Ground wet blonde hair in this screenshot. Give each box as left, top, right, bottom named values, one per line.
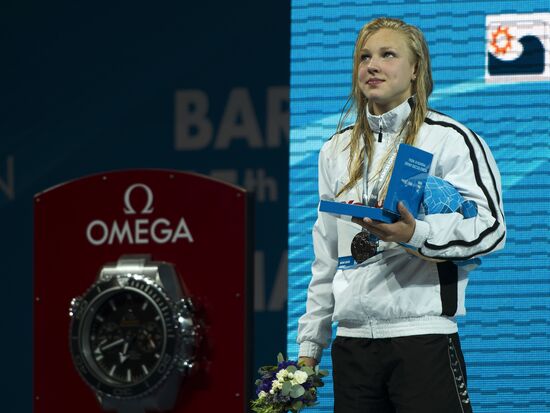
left=337, top=17, right=433, bottom=197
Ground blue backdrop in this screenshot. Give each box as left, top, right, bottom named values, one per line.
left=288, top=1, right=550, bottom=412
left=0, top=1, right=289, bottom=410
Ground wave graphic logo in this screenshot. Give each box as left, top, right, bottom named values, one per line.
left=485, top=13, right=550, bottom=83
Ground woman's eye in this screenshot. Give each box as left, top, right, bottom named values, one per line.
left=360, top=54, right=370, bottom=61
left=383, top=51, right=396, bottom=58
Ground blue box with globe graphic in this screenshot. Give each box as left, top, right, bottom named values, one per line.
left=319, top=144, right=433, bottom=222
left=383, top=143, right=433, bottom=216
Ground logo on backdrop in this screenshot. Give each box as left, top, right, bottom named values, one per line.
left=86, top=183, right=194, bottom=246
left=123, top=183, right=154, bottom=214
left=485, top=13, right=550, bottom=83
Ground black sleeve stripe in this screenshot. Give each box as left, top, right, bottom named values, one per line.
left=329, top=124, right=354, bottom=141
left=423, top=117, right=502, bottom=251
left=469, top=128, right=504, bottom=217
left=419, top=232, right=506, bottom=261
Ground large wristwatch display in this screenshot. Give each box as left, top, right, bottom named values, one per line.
left=69, top=255, right=199, bottom=413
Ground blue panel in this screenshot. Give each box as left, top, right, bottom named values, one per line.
left=289, top=1, right=550, bottom=412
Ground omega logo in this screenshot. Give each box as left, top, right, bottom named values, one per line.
left=123, top=183, right=154, bottom=215
left=86, top=183, right=194, bottom=246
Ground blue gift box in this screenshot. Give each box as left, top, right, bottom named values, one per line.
left=319, top=144, right=433, bottom=223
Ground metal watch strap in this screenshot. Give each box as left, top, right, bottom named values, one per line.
left=99, top=255, right=158, bottom=282
left=99, top=255, right=184, bottom=301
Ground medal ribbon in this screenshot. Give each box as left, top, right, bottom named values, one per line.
left=363, top=134, right=405, bottom=207
left=352, top=113, right=408, bottom=264
left=354, top=134, right=403, bottom=263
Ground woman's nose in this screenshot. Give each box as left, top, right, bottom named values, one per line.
left=367, top=64, right=379, bottom=74
left=367, top=57, right=379, bottom=72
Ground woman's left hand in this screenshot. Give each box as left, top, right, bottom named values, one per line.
left=352, top=201, right=416, bottom=243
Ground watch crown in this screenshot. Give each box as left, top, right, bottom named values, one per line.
left=176, top=358, right=196, bottom=375
left=69, top=297, right=82, bottom=318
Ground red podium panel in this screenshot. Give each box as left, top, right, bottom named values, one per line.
left=34, top=170, right=253, bottom=412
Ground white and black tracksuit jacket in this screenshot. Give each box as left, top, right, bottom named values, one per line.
left=297, top=97, right=506, bottom=361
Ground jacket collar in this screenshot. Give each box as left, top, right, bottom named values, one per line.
left=367, top=96, right=415, bottom=135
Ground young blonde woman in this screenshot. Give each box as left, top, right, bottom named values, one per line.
left=297, top=17, right=506, bottom=413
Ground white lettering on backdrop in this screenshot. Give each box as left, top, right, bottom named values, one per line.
left=86, top=183, right=194, bottom=246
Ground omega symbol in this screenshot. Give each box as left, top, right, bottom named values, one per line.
left=123, top=183, right=154, bottom=215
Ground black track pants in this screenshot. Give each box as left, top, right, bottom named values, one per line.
left=331, top=333, right=473, bottom=413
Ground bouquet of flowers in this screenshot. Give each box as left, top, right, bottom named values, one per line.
left=251, top=353, right=328, bottom=413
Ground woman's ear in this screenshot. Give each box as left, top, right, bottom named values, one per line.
left=412, top=63, right=418, bottom=81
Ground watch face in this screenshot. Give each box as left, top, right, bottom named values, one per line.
left=70, top=275, right=179, bottom=398
left=88, top=290, right=165, bottom=384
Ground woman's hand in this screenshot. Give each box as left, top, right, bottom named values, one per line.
left=298, top=356, right=318, bottom=367
left=352, top=202, right=416, bottom=243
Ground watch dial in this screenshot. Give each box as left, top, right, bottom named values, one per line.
left=88, top=290, right=165, bottom=385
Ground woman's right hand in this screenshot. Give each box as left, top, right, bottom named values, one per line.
left=298, top=356, right=318, bottom=367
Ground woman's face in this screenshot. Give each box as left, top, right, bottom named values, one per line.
left=357, top=28, right=416, bottom=115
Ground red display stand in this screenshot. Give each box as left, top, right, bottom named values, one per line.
left=34, top=170, right=253, bottom=412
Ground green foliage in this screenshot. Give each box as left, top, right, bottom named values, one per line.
left=281, top=381, right=291, bottom=396
left=289, top=385, right=305, bottom=398
left=286, top=365, right=297, bottom=373
left=258, top=365, right=278, bottom=375
left=291, top=400, right=304, bottom=411
left=314, top=365, right=328, bottom=377
left=250, top=398, right=285, bottom=413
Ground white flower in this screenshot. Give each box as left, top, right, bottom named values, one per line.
left=269, top=389, right=275, bottom=395
left=276, top=369, right=289, bottom=381
left=287, top=372, right=294, bottom=379
left=258, top=391, right=267, bottom=399
left=271, top=379, right=283, bottom=390
left=293, top=370, right=309, bottom=385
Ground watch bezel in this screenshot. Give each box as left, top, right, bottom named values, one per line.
left=69, top=274, right=179, bottom=399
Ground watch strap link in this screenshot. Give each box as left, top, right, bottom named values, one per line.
left=99, top=255, right=158, bottom=281
left=99, top=255, right=184, bottom=301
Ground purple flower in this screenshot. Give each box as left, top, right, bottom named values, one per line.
left=256, top=376, right=274, bottom=395
left=277, top=360, right=298, bottom=370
